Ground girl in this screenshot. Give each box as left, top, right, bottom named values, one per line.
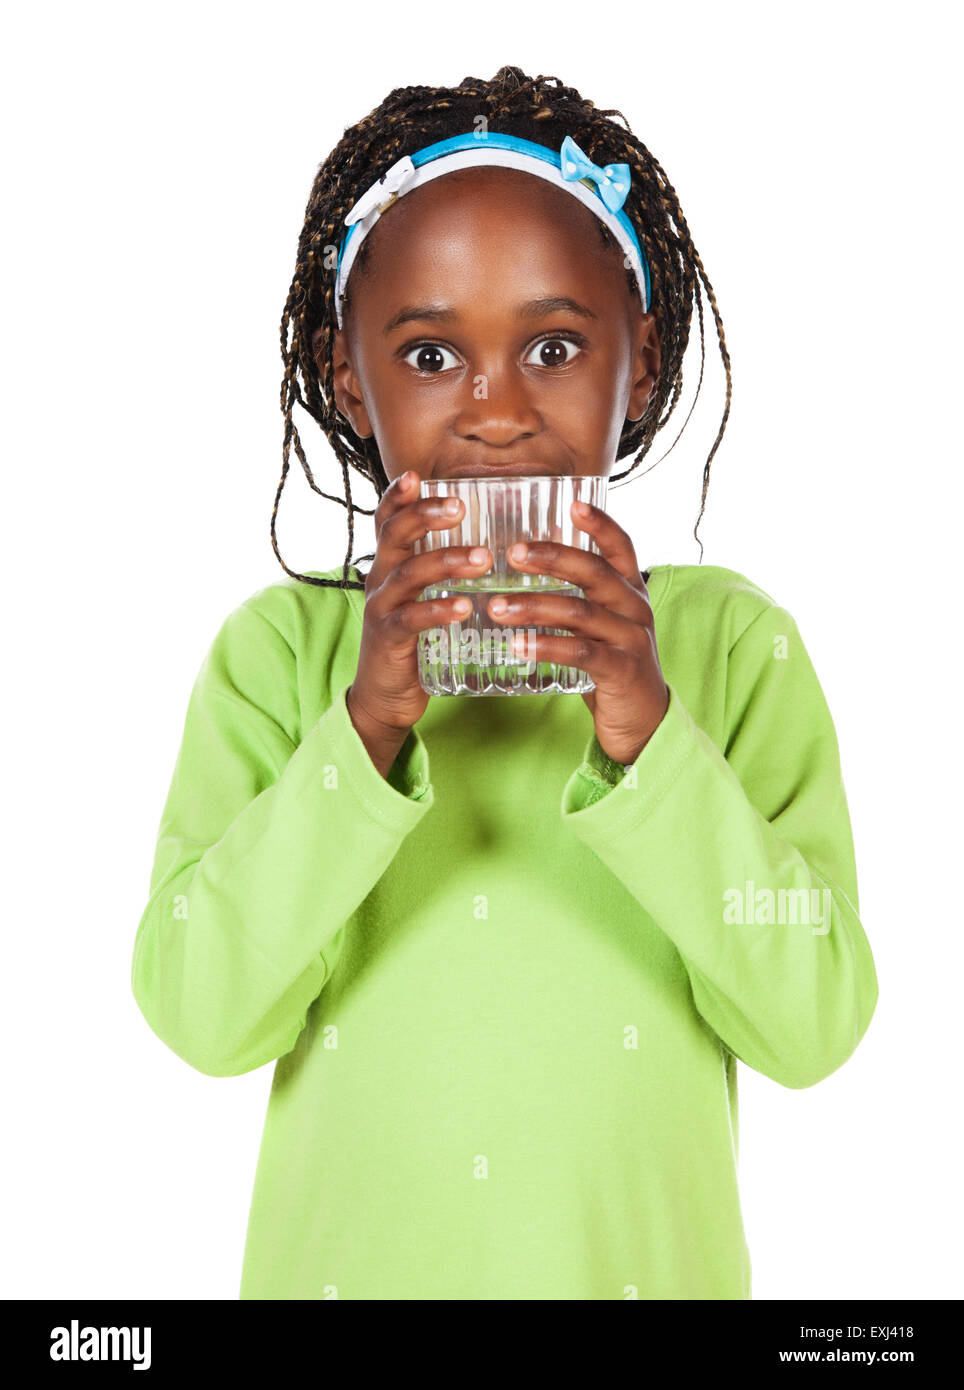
left=132, top=65, right=879, bottom=1300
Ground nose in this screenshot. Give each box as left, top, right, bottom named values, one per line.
left=453, top=369, right=543, bottom=447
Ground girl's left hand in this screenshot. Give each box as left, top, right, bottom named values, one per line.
left=486, top=499, right=669, bottom=767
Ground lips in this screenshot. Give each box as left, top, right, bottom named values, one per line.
left=434, top=461, right=568, bottom=479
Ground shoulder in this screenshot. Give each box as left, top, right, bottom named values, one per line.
left=218, top=563, right=365, bottom=655
left=190, top=565, right=365, bottom=742
left=654, top=562, right=791, bottom=649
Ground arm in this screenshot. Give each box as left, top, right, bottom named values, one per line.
left=131, top=600, right=433, bottom=1078
left=559, top=601, right=879, bottom=1090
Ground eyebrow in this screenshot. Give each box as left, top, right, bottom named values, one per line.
left=382, top=296, right=598, bottom=336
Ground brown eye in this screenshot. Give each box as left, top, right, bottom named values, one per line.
left=403, top=344, right=459, bottom=372
left=525, top=337, right=581, bottom=367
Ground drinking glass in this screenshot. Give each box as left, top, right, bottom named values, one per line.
left=412, top=474, right=608, bottom=696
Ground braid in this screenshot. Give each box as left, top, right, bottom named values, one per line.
left=275, top=63, right=733, bottom=589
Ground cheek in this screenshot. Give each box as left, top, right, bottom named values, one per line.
left=367, top=376, right=453, bottom=453
left=360, top=362, right=410, bottom=432
left=543, top=363, right=622, bottom=431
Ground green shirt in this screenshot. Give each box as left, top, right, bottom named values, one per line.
left=131, top=562, right=878, bottom=1300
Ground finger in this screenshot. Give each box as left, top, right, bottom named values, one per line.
left=371, top=547, right=498, bottom=652
left=507, top=631, right=621, bottom=681
left=507, top=534, right=650, bottom=625
left=485, top=590, right=641, bottom=650
left=568, top=500, right=647, bottom=591
left=369, top=470, right=423, bottom=572
left=388, top=588, right=479, bottom=641
left=509, top=497, right=652, bottom=617
left=373, top=469, right=422, bottom=541
left=367, top=541, right=494, bottom=632
left=369, top=478, right=470, bottom=592
left=366, top=471, right=424, bottom=592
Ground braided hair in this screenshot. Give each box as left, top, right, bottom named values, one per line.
left=275, top=64, right=732, bottom=591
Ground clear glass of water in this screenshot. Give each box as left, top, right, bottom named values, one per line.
left=412, top=474, right=608, bottom=697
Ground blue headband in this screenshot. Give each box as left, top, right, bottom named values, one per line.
left=334, top=131, right=652, bottom=329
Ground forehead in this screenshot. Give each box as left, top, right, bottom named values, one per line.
left=354, top=164, right=620, bottom=287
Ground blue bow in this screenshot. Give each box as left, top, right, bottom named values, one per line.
left=559, top=135, right=631, bottom=214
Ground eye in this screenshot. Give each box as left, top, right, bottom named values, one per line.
left=402, top=343, right=461, bottom=373
left=524, top=336, right=583, bottom=368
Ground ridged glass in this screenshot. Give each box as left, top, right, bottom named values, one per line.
left=412, top=475, right=608, bottom=697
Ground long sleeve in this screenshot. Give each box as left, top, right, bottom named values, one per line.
left=559, top=600, right=878, bottom=1090
left=131, top=599, right=433, bottom=1078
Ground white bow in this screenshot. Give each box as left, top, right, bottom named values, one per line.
left=344, top=155, right=418, bottom=228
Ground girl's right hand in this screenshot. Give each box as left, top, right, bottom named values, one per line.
left=346, top=470, right=492, bottom=773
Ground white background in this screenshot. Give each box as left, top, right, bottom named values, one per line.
left=3, top=0, right=961, bottom=1301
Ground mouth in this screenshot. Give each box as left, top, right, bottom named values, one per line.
left=434, top=461, right=571, bottom=480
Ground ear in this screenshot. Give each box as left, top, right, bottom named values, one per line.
left=312, top=324, right=374, bottom=439
left=625, top=311, right=661, bottom=423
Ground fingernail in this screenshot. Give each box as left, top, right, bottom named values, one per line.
left=443, top=498, right=461, bottom=515
left=509, top=543, right=528, bottom=562
left=469, top=547, right=489, bottom=564
left=573, top=500, right=591, bottom=517
left=401, top=471, right=416, bottom=488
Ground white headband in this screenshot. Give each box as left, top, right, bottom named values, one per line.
left=333, top=131, right=652, bottom=330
